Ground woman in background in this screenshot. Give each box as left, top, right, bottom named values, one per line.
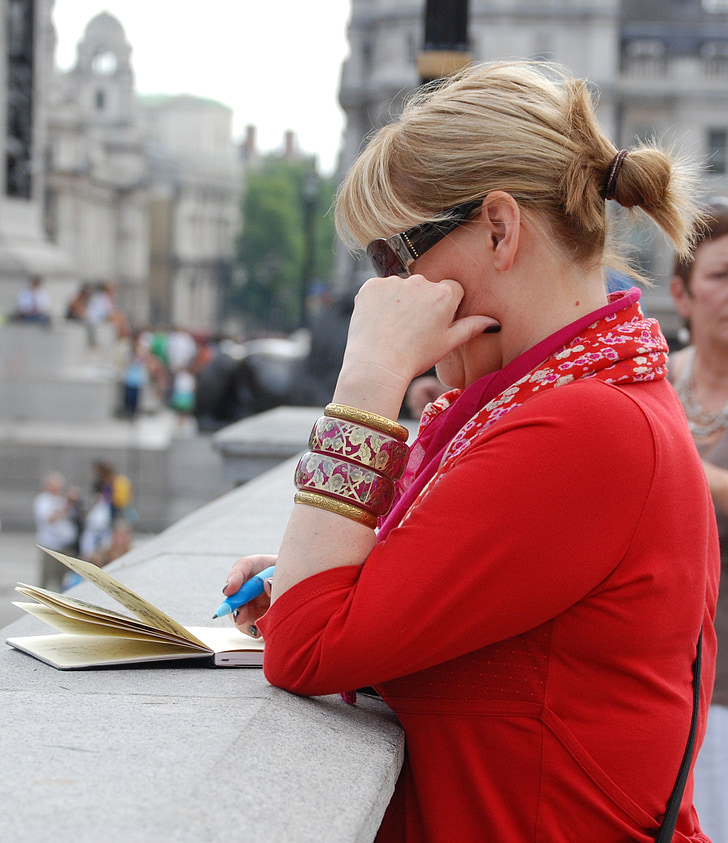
left=670, top=199, right=728, bottom=843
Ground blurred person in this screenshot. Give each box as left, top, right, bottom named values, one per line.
left=33, top=472, right=79, bottom=590
left=15, top=276, right=51, bottom=325
left=223, top=61, right=718, bottom=842
left=121, top=334, right=149, bottom=419
left=105, top=282, right=131, bottom=340
left=670, top=198, right=728, bottom=843
left=170, top=366, right=196, bottom=428
left=65, top=283, right=91, bottom=322
left=84, top=281, right=114, bottom=347
left=404, top=372, right=446, bottom=420
left=87, top=518, right=133, bottom=568
left=167, top=327, right=197, bottom=373
left=79, top=488, right=112, bottom=561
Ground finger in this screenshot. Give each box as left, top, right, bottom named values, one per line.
left=231, top=593, right=269, bottom=635
left=232, top=607, right=258, bottom=635
left=447, top=314, right=501, bottom=348
left=426, top=276, right=466, bottom=307
left=223, top=554, right=277, bottom=595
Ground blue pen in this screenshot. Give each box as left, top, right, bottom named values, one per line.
left=212, top=564, right=276, bottom=619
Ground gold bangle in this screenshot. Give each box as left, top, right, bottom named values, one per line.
left=294, top=490, right=378, bottom=529
left=324, top=403, right=409, bottom=443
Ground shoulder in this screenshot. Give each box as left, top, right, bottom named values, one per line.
left=488, top=378, right=658, bottom=446
left=442, top=378, right=687, bottom=495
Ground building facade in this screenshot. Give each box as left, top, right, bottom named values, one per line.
left=43, top=10, right=243, bottom=330
left=337, top=0, right=728, bottom=334
left=0, top=0, right=71, bottom=318
left=44, top=12, right=148, bottom=324
left=141, top=93, right=242, bottom=330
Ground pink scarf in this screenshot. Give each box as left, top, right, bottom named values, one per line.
left=378, top=288, right=668, bottom=540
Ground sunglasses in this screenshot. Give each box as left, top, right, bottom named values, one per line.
left=366, top=199, right=483, bottom=278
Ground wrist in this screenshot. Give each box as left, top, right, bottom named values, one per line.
left=333, top=362, right=411, bottom=421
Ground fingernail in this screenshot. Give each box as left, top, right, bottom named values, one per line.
left=265, top=578, right=274, bottom=590
left=222, top=582, right=229, bottom=594
left=233, top=609, right=239, bottom=620
left=484, top=323, right=501, bottom=334
left=247, top=625, right=259, bottom=638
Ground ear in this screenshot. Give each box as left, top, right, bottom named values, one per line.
left=478, top=191, right=520, bottom=271
left=669, top=274, right=692, bottom=320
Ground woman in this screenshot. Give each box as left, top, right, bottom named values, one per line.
left=670, top=200, right=728, bottom=843
left=224, top=61, right=718, bottom=842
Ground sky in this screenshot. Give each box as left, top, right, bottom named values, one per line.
left=51, top=0, right=352, bottom=174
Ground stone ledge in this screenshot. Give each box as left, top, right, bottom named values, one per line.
left=0, top=458, right=404, bottom=843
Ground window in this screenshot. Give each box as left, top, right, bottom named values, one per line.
left=708, top=128, right=728, bottom=174
left=703, top=42, right=728, bottom=76
left=623, top=39, right=666, bottom=76
left=92, top=49, right=117, bottom=75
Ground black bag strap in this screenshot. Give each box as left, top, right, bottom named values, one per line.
left=655, top=627, right=703, bottom=842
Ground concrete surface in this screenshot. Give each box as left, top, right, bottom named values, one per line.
left=0, top=410, right=232, bottom=533
left=0, top=457, right=404, bottom=843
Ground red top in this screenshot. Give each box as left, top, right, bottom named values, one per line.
left=258, top=377, right=718, bottom=842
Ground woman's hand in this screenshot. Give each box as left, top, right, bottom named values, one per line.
left=337, top=275, right=497, bottom=413
left=222, top=554, right=277, bottom=637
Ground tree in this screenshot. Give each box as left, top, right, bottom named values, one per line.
left=232, top=158, right=337, bottom=333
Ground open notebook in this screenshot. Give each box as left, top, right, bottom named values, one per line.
left=6, top=547, right=264, bottom=669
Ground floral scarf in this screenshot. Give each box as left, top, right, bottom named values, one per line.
left=377, top=288, right=668, bottom=540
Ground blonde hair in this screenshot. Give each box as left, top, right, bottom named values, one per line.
left=335, top=60, right=705, bottom=278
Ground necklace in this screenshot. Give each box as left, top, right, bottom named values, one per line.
left=674, top=346, right=728, bottom=438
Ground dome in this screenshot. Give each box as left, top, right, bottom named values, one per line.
left=74, top=11, right=132, bottom=73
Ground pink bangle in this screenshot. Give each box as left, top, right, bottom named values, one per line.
left=294, top=451, right=395, bottom=517
left=309, top=416, right=409, bottom=481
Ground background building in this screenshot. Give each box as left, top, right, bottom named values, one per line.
left=337, top=0, right=728, bottom=337
left=44, top=12, right=148, bottom=324
left=141, top=93, right=242, bottom=330
left=0, top=0, right=71, bottom=318
left=42, top=10, right=243, bottom=330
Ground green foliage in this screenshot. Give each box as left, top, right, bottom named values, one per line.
left=232, top=158, right=337, bottom=333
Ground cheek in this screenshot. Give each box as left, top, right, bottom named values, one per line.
left=691, top=281, right=728, bottom=311
left=436, top=350, right=465, bottom=389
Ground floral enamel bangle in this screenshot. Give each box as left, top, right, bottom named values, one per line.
left=294, top=451, right=395, bottom=517
left=309, top=416, right=409, bottom=481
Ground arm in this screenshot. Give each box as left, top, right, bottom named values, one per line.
left=257, top=383, right=659, bottom=695
left=701, top=459, right=728, bottom=517
left=224, top=274, right=494, bottom=630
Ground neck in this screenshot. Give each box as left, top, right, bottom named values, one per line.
left=500, top=265, right=609, bottom=367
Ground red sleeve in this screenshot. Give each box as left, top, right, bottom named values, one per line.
left=257, top=380, right=658, bottom=695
